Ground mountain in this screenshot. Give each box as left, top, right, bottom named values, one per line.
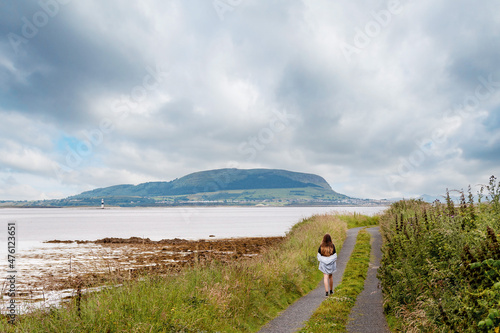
left=0, top=168, right=394, bottom=207
left=73, top=168, right=333, bottom=198
left=419, top=194, right=469, bottom=204
left=419, top=194, right=443, bottom=203
left=64, top=168, right=352, bottom=206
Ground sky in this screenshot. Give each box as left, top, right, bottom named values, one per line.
left=0, top=0, right=499, bottom=201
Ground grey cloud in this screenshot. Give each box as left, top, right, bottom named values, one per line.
left=0, top=0, right=499, bottom=200
left=2, top=2, right=157, bottom=127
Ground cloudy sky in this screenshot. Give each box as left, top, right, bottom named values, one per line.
left=0, top=0, right=499, bottom=201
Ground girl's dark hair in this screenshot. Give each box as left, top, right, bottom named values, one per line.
left=320, top=233, right=336, bottom=256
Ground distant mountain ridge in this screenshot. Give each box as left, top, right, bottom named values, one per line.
left=1, top=168, right=394, bottom=207
left=72, top=168, right=337, bottom=199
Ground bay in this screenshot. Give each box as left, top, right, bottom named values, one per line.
left=0, top=206, right=386, bottom=251
left=0, top=206, right=387, bottom=313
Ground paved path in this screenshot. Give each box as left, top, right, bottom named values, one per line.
left=257, top=227, right=363, bottom=333
left=346, top=227, right=390, bottom=333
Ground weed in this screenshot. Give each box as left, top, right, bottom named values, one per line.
left=379, top=176, right=500, bottom=332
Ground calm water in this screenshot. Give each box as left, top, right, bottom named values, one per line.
left=0, top=206, right=388, bottom=313
left=0, top=206, right=386, bottom=252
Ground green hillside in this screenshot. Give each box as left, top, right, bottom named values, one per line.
left=64, top=168, right=350, bottom=206
left=72, top=168, right=337, bottom=198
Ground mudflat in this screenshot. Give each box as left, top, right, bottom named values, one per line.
left=3, top=236, right=282, bottom=313
left=37, top=236, right=284, bottom=290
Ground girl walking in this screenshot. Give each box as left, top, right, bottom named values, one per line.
left=317, top=233, right=337, bottom=296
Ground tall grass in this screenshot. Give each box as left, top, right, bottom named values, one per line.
left=379, top=176, right=500, bottom=332
left=1, top=214, right=347, bottom=332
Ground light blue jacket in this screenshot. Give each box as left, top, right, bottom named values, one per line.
left=317, top=252, right=337, bottom=274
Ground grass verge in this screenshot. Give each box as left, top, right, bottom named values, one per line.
left=0, top=214, right=347, bottom=332
left=299, top=228, right=372, bottom=333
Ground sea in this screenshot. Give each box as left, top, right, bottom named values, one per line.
left=0, top=206, right=387, bottom=251
left=0, top=206, right=387, bottom=313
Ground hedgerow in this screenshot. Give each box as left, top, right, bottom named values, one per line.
left=379, top=176, right=500, bottom=332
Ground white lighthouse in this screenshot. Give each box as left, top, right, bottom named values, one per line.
left=101, top=199, right=104, bottom=209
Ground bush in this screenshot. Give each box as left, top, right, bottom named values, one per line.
left=379, top=176, right=500, bottom=332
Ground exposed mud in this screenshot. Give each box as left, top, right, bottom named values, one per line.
left=52, top=236, right=284, bottom=289
left=1, top=236, right=283, bottom=313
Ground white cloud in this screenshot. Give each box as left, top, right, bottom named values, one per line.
left=0, top=0, right=499, bottom=200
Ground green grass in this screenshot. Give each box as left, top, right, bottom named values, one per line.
left=299, top=228, right=372, bottom=332
left=0, top=214, right=349, bottom=332
left=385, top=313, right=404, bottom=332
left=337, top=212, right=380, bottom=229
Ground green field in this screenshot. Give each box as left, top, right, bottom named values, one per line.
left=153, top=187, right=347, bottom=204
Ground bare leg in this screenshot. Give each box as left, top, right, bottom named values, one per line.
left=329, top=274, right=333, bottom=292
left=323, top=274, right=330, bottom=292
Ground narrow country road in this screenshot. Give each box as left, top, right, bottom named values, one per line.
left=346, top=227, right=390, bottom=332
left=257, top=227, right=363, bottom=333
left=257, top=226, right=390, bottom=333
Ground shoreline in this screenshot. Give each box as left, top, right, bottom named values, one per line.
left=43, top=235, right=280, bottom=244
left=1, top=236, right=283, bottom=314
left=0, top=203, right=390, bottom=209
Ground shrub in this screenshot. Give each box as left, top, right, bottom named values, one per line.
left=379, top=177, right=500, bottom=332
